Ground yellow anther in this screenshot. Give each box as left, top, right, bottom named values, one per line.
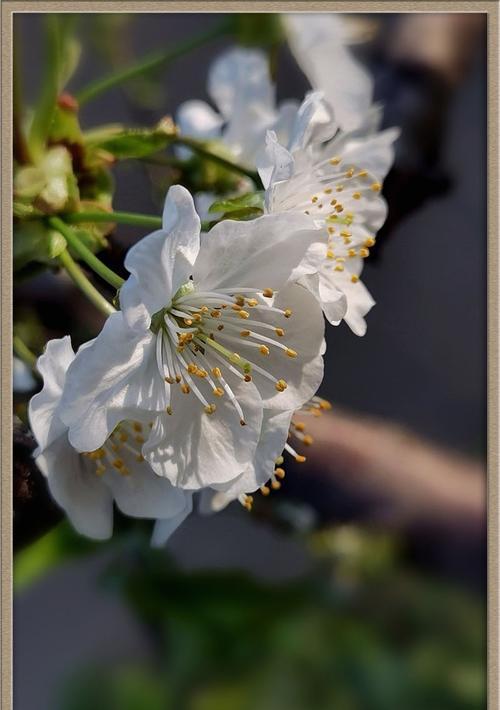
left=330, top=198, right=337, bottom=206
left=260, top=485, right=271, bottom=496
left=165, top=376, right=175, bottom=384
left=359, top=247, right=370, bottom=258
left=112, top=458, right=125, bottom=470
left=246, top=298, right=258, bottom=307
left=324, top=188, right=333, bottom=194
left=231, top=303, right=242, bottom=311
left=286, top=348, right=297, bottom=358
left=303, top=434, right=314, bottom=446
left=235, top=296, right=245, bottom=306
left=358, top=169, right=368, bottom=178
left=275, top=456, right=284, bottom=466
left=348, top=249, right=357, bottom=257
left=175, top=375, right=182, bottom=383
left=345, top=168, right=355, bottom=178
left=335, top=204, right=344, bottom=213
left=166, top=406, right=173, bottom=415
left=312, top=196, right=318, bottom=203
left=259, top=345, right=270, bottom=356
left=183, top=318, right=193, bottom=326
left=336, top=185, right=344, bottom=192
left=371, top=182, right=382, bottom=192
left=294, top=422, right=306, bottom=432
left=204, top=404, right=216, bottom=415
left=238, top=310, right=250, bottom=319
left=334, top=264, right=345, bottom=272
left=329, top=157, right=341, bottom=165
left=284, top=309, right=292, bottom=318
left=275, top=379, right=288, bottom=392
left=328, top=227, right=335, bottom=235
left=95, top=465, right=106, bottom=476
left=192, top=313, right=202, bottom=322
left=271, top=479, right=281, bottom=490
left=275, top=327, right=285, bottom=337
left=240, top=330, right=250, bottom=337
left=295, top=454, right=307, bottom=463
left=275, top=467, right=286, bottom=479
left=212, top=367, right=222, bottom=378
left=197, top=369, right=208, bottom=378
left=364, top=237, right=376, bottom=247
left=244, top=374, right=252, bottom=382
left=210, top=310, right=221, bottom=318
left=351, top=275, right=360, bottom=283
left=352, top=192, right=361, bottom=200
left=200, top=305, right=209, bottom=313
left=213, top=387, right=224, bottom=397
left=262, top=288, right=274, bottom=298
left=181, top=383, right=191, bottom=394
left=340, top=230, right=351, bottom=238
left=187, top=363, right=198, bottom=374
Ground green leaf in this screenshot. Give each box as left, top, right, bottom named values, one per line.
left=89, top=128, right=173, bottom=159
left=13, top=221, right=49, bottom=270
left=209, top=191, right=264, bottom=216
left=14, top=521, right=98, bottom=593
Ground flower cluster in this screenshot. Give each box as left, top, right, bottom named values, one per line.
left=28, top=15, right=399, bottom=545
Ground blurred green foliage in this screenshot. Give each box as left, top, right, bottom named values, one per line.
left=42, top=525, right=485, bottom=710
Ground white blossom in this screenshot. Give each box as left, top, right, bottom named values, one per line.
left=59, top=186, right=325, bottom=491
left=28, top=336, right=189, bottom=542
left=258, top=92, right=399, bottom=335
left=282, top=13, right=374, bottom=131
left=176, top=47, right=299, bottom=168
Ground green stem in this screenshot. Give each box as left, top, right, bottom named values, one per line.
left=63, top=211, right=162, bottom=230
left=174, top=136, right=260, bottom=184
left=13, top=335, right=38, bottom=369
left=75, top=20, right=231, bottom=106
left=57, top=249, right=116, bottom=316
left=49, top=216, right=125, bottom=289
left=63, top=209, right=212, bottom=233
left=28, top=15, right=61, bottom=162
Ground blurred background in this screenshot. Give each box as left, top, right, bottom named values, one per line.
left=13, top=12, right=487, bottom=710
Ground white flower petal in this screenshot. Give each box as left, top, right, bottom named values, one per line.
left=300, top=270, right=347, bottom=324
left=287, top=91, right=337, bottom=154
left=208, top=47, right=274, bottom=121
left=28, top=336, right=75, bottom=452
left=193, top=211, right=320, bottom=293
left=120, top=186, right=201, bottom=327
left=177, top=99, right=224, bottom=140
left=151, top=494, right=193, bottom=547
left=212, top=409, right=293, bottom=498
left=331, top=270, right=375, bottom=335
left=60, top=313, right=166, bottom=452
left=143, top=375, right=263, bottom=489
left=36, top=436, right=113, bottom=540
left=104, top=453, right=188, bottom=520
left=284, top=13, right=373, bottom=131
left=233, top=283, right=325, bottom=411
left=257, top=130, right=295, bottom=190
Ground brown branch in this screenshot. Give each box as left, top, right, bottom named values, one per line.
left=13, top=417, right=62, bottom=551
